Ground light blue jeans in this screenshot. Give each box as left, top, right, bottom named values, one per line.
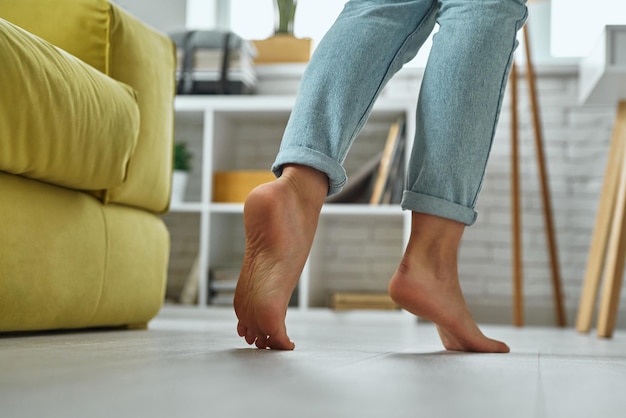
left=272, top=0, right=528, bottom=225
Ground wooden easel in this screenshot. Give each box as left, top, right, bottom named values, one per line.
left=509, top=24, right=567, bottom=327
left=576, top=101, right=626, bottom=338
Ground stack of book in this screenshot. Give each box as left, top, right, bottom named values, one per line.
left=209, top=265, right=241, bottom=306
left=329, top=292, right=400, bottom=311
left=172, top=30, right=257, bottom=95
left=326, top=117, right=406, bottom=204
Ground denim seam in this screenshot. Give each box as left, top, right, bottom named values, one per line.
left=338, top=0, right=439, bottom=163
left=469, top=5, right=529, bottom=208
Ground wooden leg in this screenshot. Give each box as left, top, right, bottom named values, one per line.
left=523, top=25, right=567, bottom=327
left=597, top=102, right=626, bottom=338
left=510, top=60, right=524, bottom=327
left=577, top=101, right=626, bottom=333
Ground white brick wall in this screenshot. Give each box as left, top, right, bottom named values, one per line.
left=464, top=68, right=621, bottom=325
left=162, top=212, right=201, bottom=302
left=309, top=216, right=404, bottom=307
left=166, top=67, right=626, bottom=327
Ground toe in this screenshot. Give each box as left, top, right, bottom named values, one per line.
left=255, top=335, right=269, bottom=349
left=245, top=331, right=256, bottom=345
left=237, top=322, right=247, bottom=337
left=266, top=328, right=295, bottom=350
left=494, top=340, right=510, bottom=353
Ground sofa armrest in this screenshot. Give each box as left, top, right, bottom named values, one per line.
left=0, top=18, right=140, bottom=192
left=105, top=4, right=177, bottom=213
left=0, top=0, right=177, bottom=213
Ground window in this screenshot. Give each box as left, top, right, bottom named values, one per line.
left=229, top=0, right=348, bottom=48
left=229, top=0, right=430, bottom=67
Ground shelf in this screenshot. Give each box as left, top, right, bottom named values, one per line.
left=167, top=95, right=416, bottom=309
left=210, top=203, right=245, bottom=213
left=174, top=95, right=414, bottom=113
left=321, top=204, right=404, bottom=216
left=169, top=202, right=205, bottom=213
left=208, top=202, right=404, bottom=216
left=175, top=95, right=296, bottom=112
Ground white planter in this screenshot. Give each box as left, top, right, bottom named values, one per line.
left=171, top=170, right=189, bottom=204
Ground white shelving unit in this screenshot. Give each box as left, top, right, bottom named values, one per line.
left=170, top=95, right=416, bottom=309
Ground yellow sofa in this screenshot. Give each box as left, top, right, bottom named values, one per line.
left=0, top=0, right=176, bottom=332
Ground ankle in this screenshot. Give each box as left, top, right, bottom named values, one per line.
left=280, top=164, right=328, bottom=208
left=409, top=212, right=463, bottom=252
left=401, top=212, right=465, bottom=278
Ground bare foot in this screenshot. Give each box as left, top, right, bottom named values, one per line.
left=234, top=165, right=327, bottom=350
left=388, top=213, right=510, bottom=353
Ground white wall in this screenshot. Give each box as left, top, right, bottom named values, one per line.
left=111, top=0, right=187, bottom=32
left=464, top=68, right=616, bottom=326
left=551, top=0, right=626, bottom=58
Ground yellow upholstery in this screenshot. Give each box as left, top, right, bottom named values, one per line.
left=1, top=0, right=176, bottom=213
left=0, top=174, right=169, bottom=332
left=0, top=0, right=175, bottom=333
left=0, top=0, right=111, bottom=74
left=105, top=5, right=176, bottom=213
left=0, top=19, right=139, bottom=192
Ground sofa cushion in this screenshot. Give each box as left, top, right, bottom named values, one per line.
left=105, top=5, right=176, bottom=213
left=0, top=18, right=140, bottom=191
left=0, top=172, right=168, bottom=332
left=0, top=0, right=111, bottom=74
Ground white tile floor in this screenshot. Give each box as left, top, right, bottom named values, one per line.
left=2, top=306, right=626, bottom=418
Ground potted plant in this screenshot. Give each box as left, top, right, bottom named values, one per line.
left=171, top=142, right=192, bottom=204
left=252, top=0, right=312, bottom=64
left=274, top=0, right=297, bottom=35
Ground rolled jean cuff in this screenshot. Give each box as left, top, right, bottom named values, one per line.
left=271, top=146, right=347, bottom=196
left=401, top=190, right=478, bottom=226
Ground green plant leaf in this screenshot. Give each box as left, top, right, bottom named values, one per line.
left=275, top=0, right=297, bottom=34
left=174, top=142, right=192, bottom=171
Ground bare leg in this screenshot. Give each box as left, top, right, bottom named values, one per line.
left=389, top=212, right=510, bottom=353
left=234, top=165, right=327, bottom=350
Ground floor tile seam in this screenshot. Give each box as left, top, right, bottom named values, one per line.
left=248, top=350, right=399, bottom=385
left=535, top=353, right=626, bottom=363
left=532, top=352, right=548, bottom=418
left=312, top=350, right=405, bottom=377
